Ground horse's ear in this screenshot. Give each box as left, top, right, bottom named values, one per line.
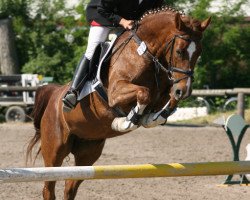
left=175, top=13, right=185, bottom=31
left=200, top=17, right=211, bottom=32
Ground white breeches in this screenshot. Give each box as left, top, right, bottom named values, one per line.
left=85, top=26, right=111, bottom=60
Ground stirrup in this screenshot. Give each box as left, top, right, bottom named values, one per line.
left=62, top=91, right=78, bottom=112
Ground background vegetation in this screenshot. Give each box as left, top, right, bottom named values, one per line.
left=0, top=0, right=89, bottom=83
left=0, top=0, right=249, bottom=88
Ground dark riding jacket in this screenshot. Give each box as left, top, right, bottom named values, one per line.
left=86, top=0, right=164, bottom=27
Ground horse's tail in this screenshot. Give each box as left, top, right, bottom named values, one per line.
left=26, top=84, right=60, bottom=165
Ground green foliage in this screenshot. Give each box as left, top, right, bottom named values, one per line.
left=187, top=0, right=250, bottom=89
left=0, top=0, right=30, bottom=19
left=0, top=0, right=89, bottom=83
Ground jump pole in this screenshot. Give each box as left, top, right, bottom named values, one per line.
left=1, top=161, right=250, bottom=183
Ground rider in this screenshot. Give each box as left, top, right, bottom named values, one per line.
left=62, top=0, right=164, bottom=112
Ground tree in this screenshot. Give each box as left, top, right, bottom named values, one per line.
left=0, top=0, right=22, bottom=74
left=21, top=0, right=89, bottom=83
left=1, top=0, right=89, bottom=83
left=181, top=0, right=250, bottom=89
left=0, top=18, right=19, bottom=74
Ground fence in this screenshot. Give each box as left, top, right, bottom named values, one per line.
left=192, top=88, right=250, bottom=118
left=1, top=87, right=250, bottom=118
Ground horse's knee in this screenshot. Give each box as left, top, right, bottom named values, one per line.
left=137, top=87, right=150, bottom=105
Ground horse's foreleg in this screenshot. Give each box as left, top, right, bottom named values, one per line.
left=64, top=139, right=105, bottom=200
left=111, top=102, right=147, bottom=132
left=109, top=81, right=150, bottom=132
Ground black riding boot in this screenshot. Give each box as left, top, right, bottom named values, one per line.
left=62, top=55, right=90, bottom=112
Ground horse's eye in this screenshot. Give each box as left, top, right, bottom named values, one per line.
left=176, top=49, right=183, bottom=57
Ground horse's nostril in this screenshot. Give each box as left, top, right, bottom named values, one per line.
left=175, top=89, right=182, bottom=96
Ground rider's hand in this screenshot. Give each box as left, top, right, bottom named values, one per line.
left=119, top=18, right=134, bottom=30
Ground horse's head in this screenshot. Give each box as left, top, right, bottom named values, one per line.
left=135, top=8, right=211, bottom=111
left=165, top=13, right=211, bottom=106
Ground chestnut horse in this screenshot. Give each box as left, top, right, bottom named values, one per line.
left=27, top=7, right=210, bottom=200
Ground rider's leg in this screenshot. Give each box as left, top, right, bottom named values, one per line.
left=62, top=26, right=110, bottom=112
left=62, top=56, right=90, bottom=112
left=85, top=26, right=111, bottom=61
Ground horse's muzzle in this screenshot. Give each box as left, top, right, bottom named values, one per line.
left=173, top=75, right=193, bottom=100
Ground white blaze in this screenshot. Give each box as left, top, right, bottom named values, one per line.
left=187, top=42, right=196, bottom=61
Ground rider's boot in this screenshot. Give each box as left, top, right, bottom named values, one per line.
left=62, top=55, right=90, bottom=112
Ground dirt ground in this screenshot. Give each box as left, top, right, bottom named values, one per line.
left=0, top=123, right=250, bottom=200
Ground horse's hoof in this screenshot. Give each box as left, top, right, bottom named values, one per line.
left=140, top=114, right=152, bottom=128
left=141, top=114, right=167, bottom=128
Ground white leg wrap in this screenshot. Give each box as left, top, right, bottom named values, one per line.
left=111, top=117, right=138, bottom=132
left=111, top=103, right=146, bottom=132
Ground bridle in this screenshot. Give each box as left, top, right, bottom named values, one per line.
left=165, top=34, right=194, bottom=83
left=130, top=30, right=194, bottom=86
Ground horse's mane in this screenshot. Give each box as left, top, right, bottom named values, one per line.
left=139, top=5, right=203, bottom=36
left=140, top=5, right=185, bottom=22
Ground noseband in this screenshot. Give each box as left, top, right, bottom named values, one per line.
left=130, top=30, right=194, bottom=85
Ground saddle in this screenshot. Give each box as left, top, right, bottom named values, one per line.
left=78, top=33, right=126, bottom=117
